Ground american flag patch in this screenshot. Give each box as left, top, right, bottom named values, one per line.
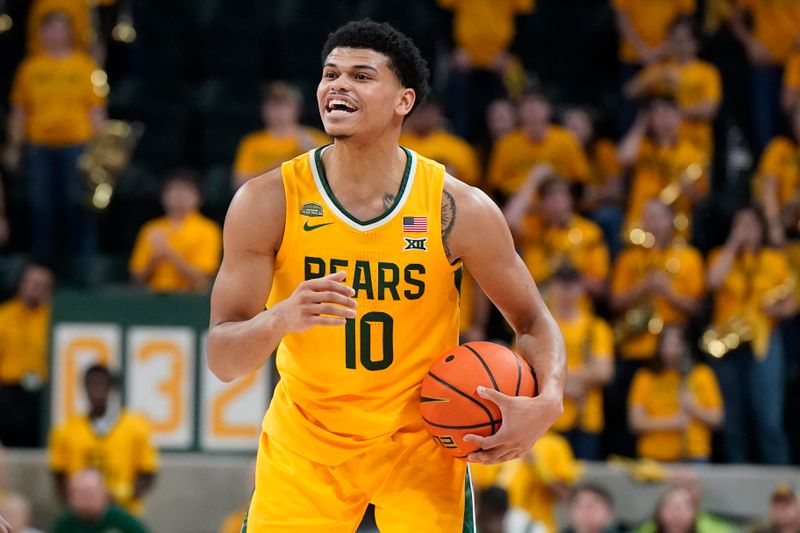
left=402, top=216, right=428, bottom=232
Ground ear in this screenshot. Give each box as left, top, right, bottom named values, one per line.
left=396, top=88, right=416, bottom=118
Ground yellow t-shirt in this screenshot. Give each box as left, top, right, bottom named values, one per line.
left=489, top=126, right=591, bottom=195
left=0, top=298, right=51, bottom=384
left=613, top=0, right=696, bottom=63
left=519, top=215, right=609, bottom=286
left=48, top=411, right=159, bottom=514
left=625, top=138, right=709, bottom=237
left=784, top=50, right=800, bottom=91
left=507, top=432, right=580, bottom=533
left=232, top=128, right=329, bottom=179
left=10, top=51, right=105, bottom=146
left=264, top=147, right=461, bottom=466
left=709, top=246, right=792, bottom=355
left=589, top=138, right=622, bottom=186
left=611, top=243, right=705, bottom=359
left=400, top=129, right=480, bottom=186
left=754, top=136, right=800, bottom=209
left=738, top=0, right=800, bottom=62
left=437, top=0, right=535, bottom=68
left=27, top=0, right=92, bottom=53
left=551, top=313, right=613, bottom=434
left=129, top=211, right=222, bottom=292
left=628, top=365, right=722, bottom=461
left=632, top=59, right=722, bottom=158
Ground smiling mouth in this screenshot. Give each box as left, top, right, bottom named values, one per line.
left=326, top=98, right=358, bottom=114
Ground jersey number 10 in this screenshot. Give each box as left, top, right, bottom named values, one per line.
left=345, top=312, right=394, bottom=370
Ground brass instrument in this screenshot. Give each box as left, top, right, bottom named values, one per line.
left=78, top=120, right=144, bottom=210
left=626, top=163, right=705, bottom=244
left=700, top=275, right=796, bottom=358
left=613, top=302, right=664, bottom=344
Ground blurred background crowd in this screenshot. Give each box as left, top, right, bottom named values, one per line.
left=1, top=0, right=800, bottom=531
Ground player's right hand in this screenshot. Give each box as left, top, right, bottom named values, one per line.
left=270, top=270, right=357, bottom=334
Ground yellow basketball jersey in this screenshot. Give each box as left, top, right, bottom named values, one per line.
left=264, top=146, right=461, bottom=465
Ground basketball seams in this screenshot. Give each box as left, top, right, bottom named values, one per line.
left=463, top=344, right=500, bottom=391
left=427, top=371, right=498, bottom=433
left=514, top=354, right=522, bottom=396
left=421, top=416, right=503, bottom=430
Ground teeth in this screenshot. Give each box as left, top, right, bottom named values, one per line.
left=329, top=98, right=356, bottom=110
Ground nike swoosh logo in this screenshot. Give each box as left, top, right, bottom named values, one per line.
left=303, top=221, right=333, bottom=231
left=420, top=396, right=449, bottom=403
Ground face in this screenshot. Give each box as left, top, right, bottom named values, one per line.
left=519, top=97, right=551, bottom=131
left=541, top=183, right=573, bottom=224
left=570, top=491, right=613, bottom=533
left=564, top=109, right=593, bottom=145
left=318, top=47, right=414, bottom=139
left=658, top=488, right=696, bottom=532
left=84, top=371, right=111, bottom=412
left=659, top=328, right=686, bottom=369
left=733, top=209, right=763, bottom=249
left=642, top=201, right=673, bottom=240
left=162, top=180, right=200, bottom=216
left=18, top=266, right=54, bottom=307
left=771, top=498, right=800, bottom=529
left=262, top=97, right=300, bottom=130
left=668, top=23, right=698, bottom=60
left=649, top=101, right=681, bottom=140
left=40, top=13, right=73, bottom=51
left=69, top=471, right=108, bottom=522
left=487, top=99, right=517, bottom=139
left=550, top=279, right=584, bottom=311
left=0, top=496, right=31, bottom=531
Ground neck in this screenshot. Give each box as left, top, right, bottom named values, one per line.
left=20, top=297, right=39, bottom=310
left=268, top=124, right=297, bottom=137
left=654, top=233, right=671, bottom=250
left=47, top=47, right=71, bottom=58
left=523, top=123, right=547, bottom=142
left=168, top=210, right=191, bottom=223
left=324, top=135, right=406, bottom=197
left=89, top=404, right=107, bottom=419
left=654, top=132, right=677, bottom=147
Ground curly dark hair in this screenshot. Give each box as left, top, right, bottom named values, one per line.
left=321, top=20, right=431, bottom=114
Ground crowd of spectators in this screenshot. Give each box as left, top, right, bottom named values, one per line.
left=1, top=0, right=800, bottom=531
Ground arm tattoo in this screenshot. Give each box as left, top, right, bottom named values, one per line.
left=383, top=193, right=396, bottom=210
left=441, top=189, right=457, bottom=263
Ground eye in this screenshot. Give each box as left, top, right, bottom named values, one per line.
left=355, top=73, right=370, bottom=81
left=324, top=71, right=337, bottom=79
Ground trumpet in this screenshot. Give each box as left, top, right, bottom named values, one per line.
left=700, top=276, right=796, bottom=358
left=613, top=302, right=664, bottom=344
left=78, top=120, right=143, bottom=210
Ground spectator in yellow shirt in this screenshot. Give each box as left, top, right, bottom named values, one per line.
left=438, top=0, right=534, bottom=141
left=489, top=91, right=590, bottom=199
left=129, top=169, right=222, bottom=293
left=5, top=10, right=107, bottom=268
left=399, top=99, right=480, bottom=186
left=618, top=96, right=709, bottom=242
left=504, top=175, right=609, bottom=301
left=612, top=0, right=696, bottom=67
left=49, top=365, right=159, bottom=515
left=753, top=105, right=800, bottom=246
left=628, top=325, right=723, bottom=463
left=0, top=263, right=53, bottom=448
left=563, top=106, right=625, bottom=258
left=27, top=0, right=92, bottom=54
left=506, top=431, right=580, bottom=533
left=547, top=265, right=614, bottom=460
left=782, top=51, right=800, bottom=113
left=232, top=81, right=328, bottom=188
left=624, top=17, right=722, bottom=160
left=731, top=0, right=800, bottom=152
left=706, top=206, right=794, bottom=464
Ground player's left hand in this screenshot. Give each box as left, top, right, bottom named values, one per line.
left=463, top=386, right=562, bottom=465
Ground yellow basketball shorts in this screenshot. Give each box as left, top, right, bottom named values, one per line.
left=243, top=424, right=475, bottom=532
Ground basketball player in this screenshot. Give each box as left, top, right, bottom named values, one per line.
left=207, top=20, right=566, bottom=532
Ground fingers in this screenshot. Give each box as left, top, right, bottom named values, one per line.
left=308, top=316, right=347, bottom=327
left=303, top=273, right=356, bottom=297
left=311, top=291, right=358, bottom=308
left=313, top=302, right=357, bottom=319
left=476, top=386, right=512, bottom=407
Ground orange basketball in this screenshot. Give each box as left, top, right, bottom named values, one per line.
left=419, top=341, right=537, bottom=459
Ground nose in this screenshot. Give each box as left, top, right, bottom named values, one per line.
left=330, top=76, right=352, bottom=94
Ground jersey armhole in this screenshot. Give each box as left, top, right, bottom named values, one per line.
left=273, top=164, right=295, bottom=271
left=434, top=174, right=464, bottom=274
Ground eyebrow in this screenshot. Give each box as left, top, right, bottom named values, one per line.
left=324, top=62, right=379, bottom=72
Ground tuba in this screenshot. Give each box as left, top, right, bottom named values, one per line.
left=613, top=302, right=663, bottom=344
left=700, top=275, right=796, bottom=358
left=79, top=120, right=144, bottom=210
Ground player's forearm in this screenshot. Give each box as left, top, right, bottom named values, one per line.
left=688, top=404, right=723, bottom=428
left=208, top=310, right=285, bottom=382
left=515, top=305, right=566, bottom=409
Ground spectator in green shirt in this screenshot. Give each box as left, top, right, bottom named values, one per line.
left=52, top=469, right=148, bottom=533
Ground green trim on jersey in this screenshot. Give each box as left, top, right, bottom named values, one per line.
left=314, top=145, right=413, bottom=226
left=463, top=467, right=476, bottom=533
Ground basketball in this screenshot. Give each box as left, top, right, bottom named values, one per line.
left=419, top=341, right=537, bottom=459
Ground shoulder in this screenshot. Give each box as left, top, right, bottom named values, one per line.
left=574, top=216, right=604, bottom=241
left=238, top=130, right=268, bottom=147
left=690, top=364, right=716, bottom=382
left=674, top=243, right=703, bottom=263
left=763, top=136, right=794, bottom=156
left=694, top=59, right=720, bottom=76
left=442, top=174, right=507, bottom=259
left=615, top=246, right=640, bottom=266
left=437, top=130, right=473, bottom=152
left=495, top=129, right=524, bottom=149
left=549, top=125, right=579, bottom=144
left=190, top=212, right=222, bottom=233
left=224, top=167, right=285, bottom=253
left=761, top=246, right=789, bottom=267
left=0, top=298, right=19, bottom=317
left=632, top=368, right=653, bottom=385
